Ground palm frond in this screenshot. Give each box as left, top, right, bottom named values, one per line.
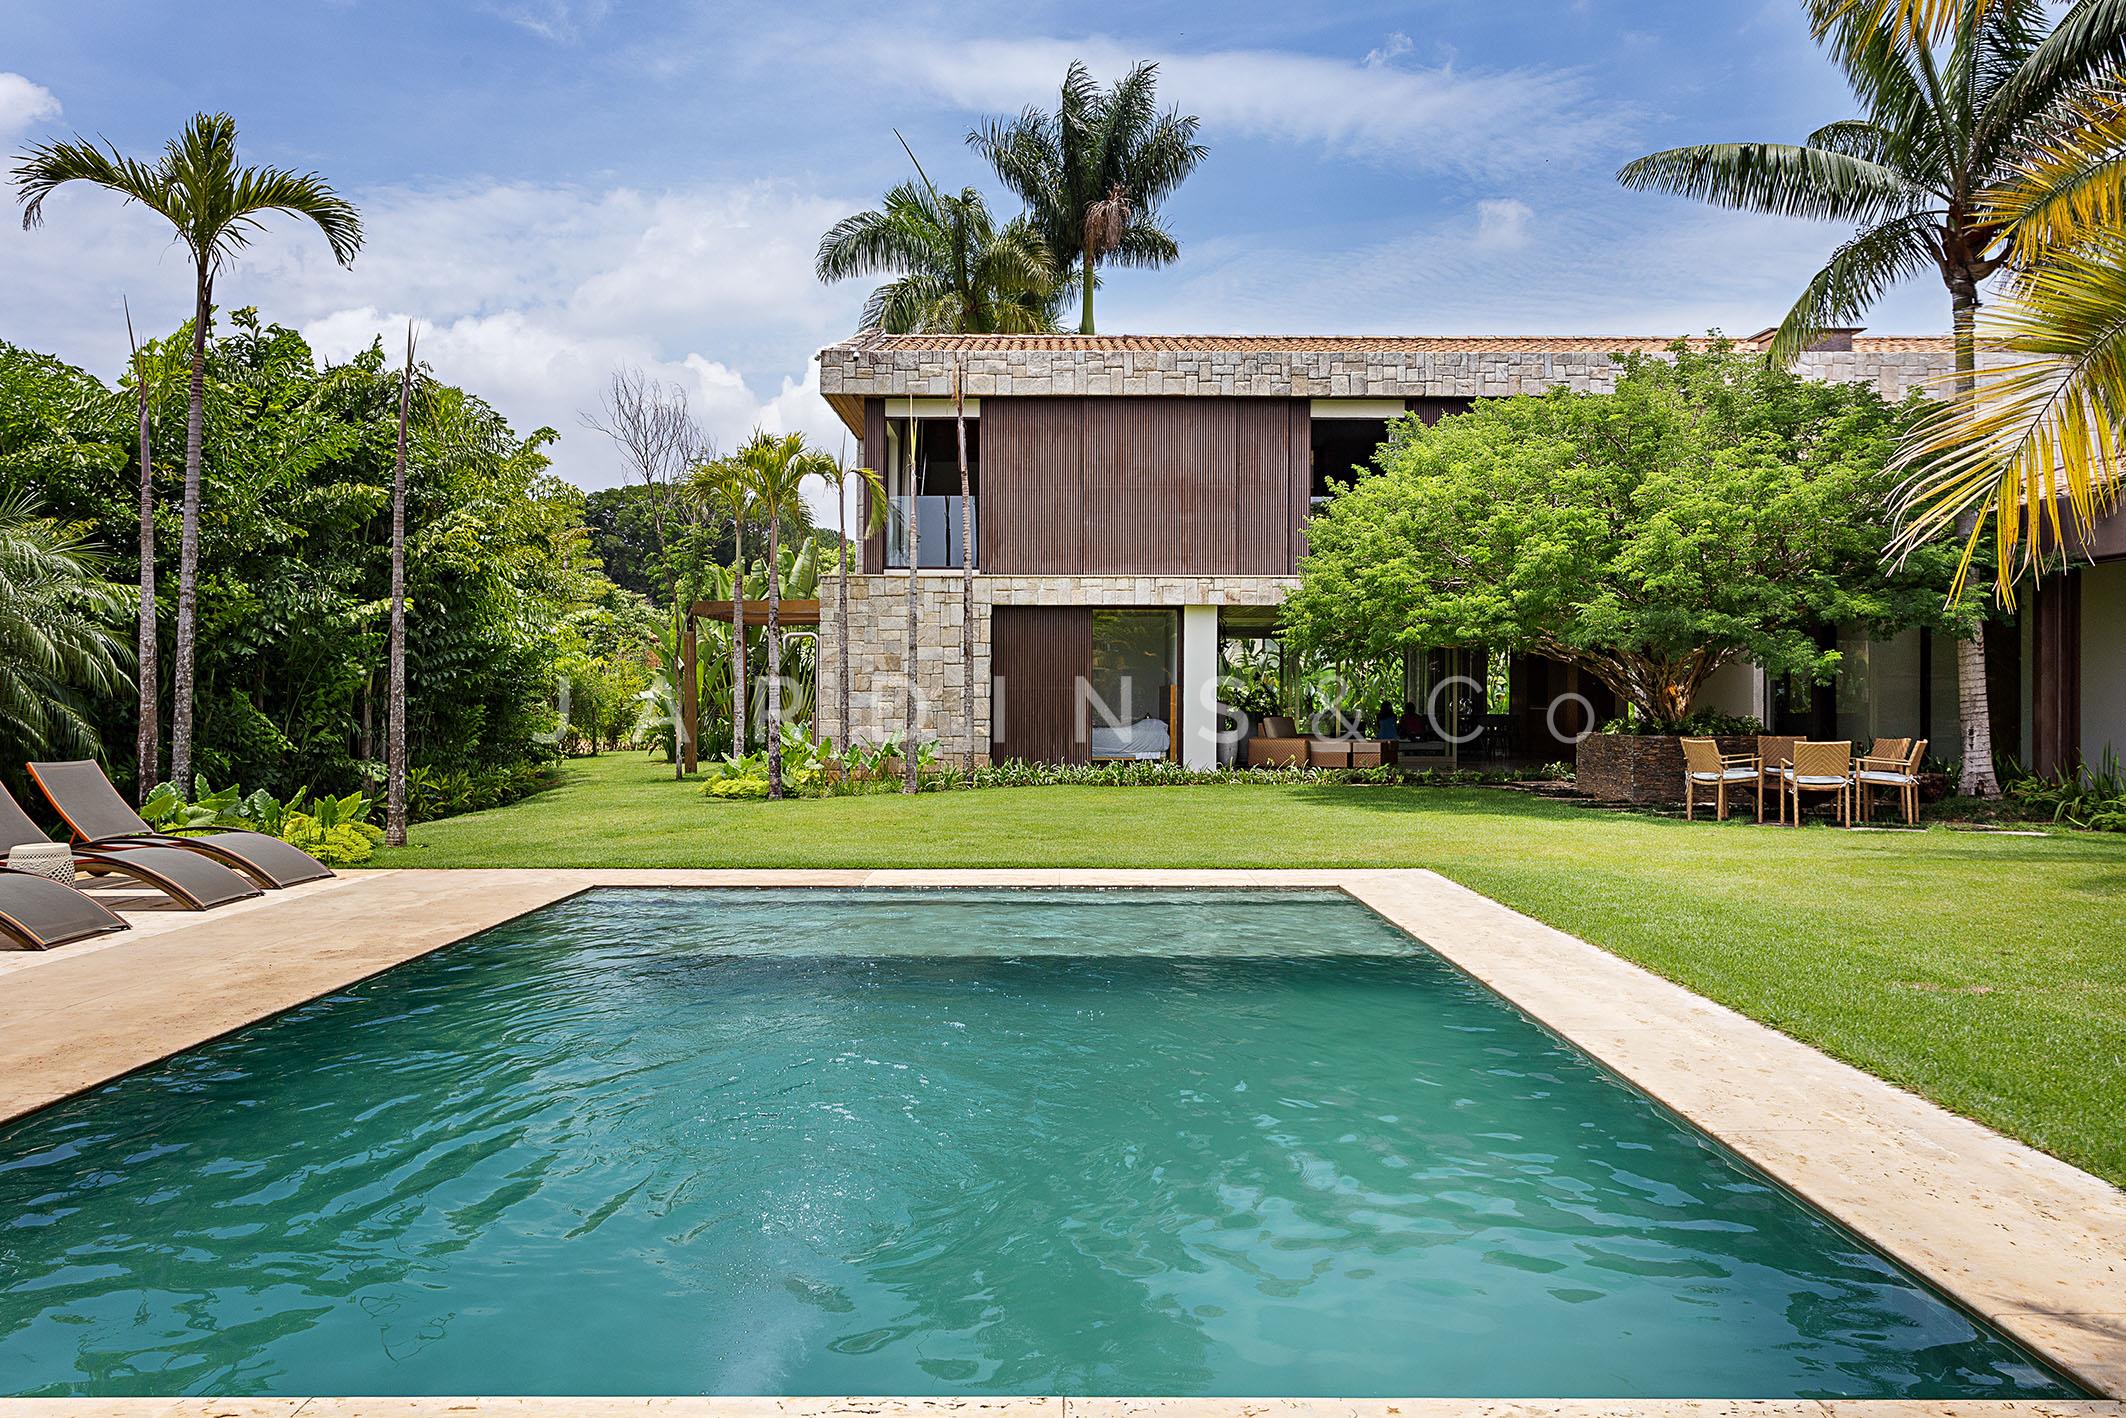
left=1891, top=236, right=2126, bottom=599
left=1767, top=211, right=1943, bottom=363
left=1985, top=85, right=2126, bottom=250
left=1617, top=143, right=1928, bottom=220
left=1977, top=0, right=2126, bottom=153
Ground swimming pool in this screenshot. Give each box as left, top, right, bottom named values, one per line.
left=0, top=888, right=2079, bottom=1398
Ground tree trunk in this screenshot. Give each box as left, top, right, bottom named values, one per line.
left=766, top=517, right=784, bottom=799
left=386, top=329, right=412, bottom=847
left=128, top=323, right=158, bottom=801
left=955, top=359, right=975, bottom=782
left=1949, top=280, right=2000, bottom=797
left=903, top=418, right=921, bottom=794
left=169, top=265, right=210, bottom=793
left=837, top=485, right=852, bottom=750
left=1078, top=247, right=1096, bottom=335
left=731, top=521, right=747, bottom=758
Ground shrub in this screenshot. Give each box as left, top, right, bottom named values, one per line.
left=402, top=762, right=560, bottom=822
left=2006, top=750, right=2126, bottom=831
left=139, top=778, right=385, bottom=864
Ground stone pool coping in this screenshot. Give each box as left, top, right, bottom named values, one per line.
left=0, top=868, right=2121, bottom=1413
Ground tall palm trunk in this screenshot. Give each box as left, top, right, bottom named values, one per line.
left=765, top=517, right=785, bottom=799
left=836, top=490, right=852, bottom=749
left=1948, top=277, right=2000, bottom=797
left=955, top=358, right=975, bottom=781
left=902, top=417, right=920, bottom=794
left=730, top=521, right=746, bottom=757
left=169, top=265, right=210, bottom=791
left=386, top=327, right=413, bottom=847
left=125, top=306, right=158, bottom=801
left=1079, top=246, right=1096, bottom=334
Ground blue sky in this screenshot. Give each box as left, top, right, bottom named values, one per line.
left=2, top=0, right=1950, bottom=494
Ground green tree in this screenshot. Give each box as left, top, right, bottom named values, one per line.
left=1283, top=347, right=1971, bottom=731
left=732, top=431, right=836, bottom=798
left=809, top=458, right=886, bottom=750
left=1616, top=0, right=2126, bottom=792
left=970, top=60, right=1206, bottom=334
left=0, top=493, right=132, bottom=763
left=15, top=112, right=363, bottom=791
left=816, top=179, right=1059, bottom=333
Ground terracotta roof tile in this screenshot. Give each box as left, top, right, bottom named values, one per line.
left=840, top=331, right=1951, bottom=355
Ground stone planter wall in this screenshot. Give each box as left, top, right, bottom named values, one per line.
left=1574, top=732, right=1760, bottom=805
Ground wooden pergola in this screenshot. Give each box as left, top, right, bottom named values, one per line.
left=676, top=599, right=821, bottom=773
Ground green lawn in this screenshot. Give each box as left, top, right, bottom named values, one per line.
left=374, top=753, right=2126, bottom=1186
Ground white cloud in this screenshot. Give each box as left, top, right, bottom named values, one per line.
left=483, top=0, right=612, bottom=42
left=872, top=34, right=1633, bottom=176
left=1474, top=198, right=1533, bottom=251
left=0, top=72, right=61, bottom=139
left=1362, top=33, right=1414, bottom=68
left=2, top=177, right=868, bottom=502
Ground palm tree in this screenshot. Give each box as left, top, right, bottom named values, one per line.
left=971, top=60, right=1206, bottom=334
left=121, top=300, right=158, bottom=800
left=810, top=455, right=888, bottom=750
left=733, top=432, right=837, bottom=798
left=1893, top=92, right=2126, bottom=595
left=689, top=457, right=757, bottom=760
left=816, top=178, right=1060, bottom=333
left=1615, top=0, right=2126, bottom=795
left=0, top=493, right=133, bottom=761
left=898, top=407, right=922, bottom=794
left=387, top=323, right=418, bottom=847
left=14, top=112, right=363, bottom=792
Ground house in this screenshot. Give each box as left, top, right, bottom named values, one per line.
left=811, top=329, right=2122, bottom=775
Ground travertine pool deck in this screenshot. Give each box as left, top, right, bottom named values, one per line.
left=0, top=868, right=2121, bottom=1417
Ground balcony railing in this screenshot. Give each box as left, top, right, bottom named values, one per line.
left=885, top=495, right=977, bottom=569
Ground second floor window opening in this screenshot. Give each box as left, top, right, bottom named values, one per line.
left=884, top=416, right=980, bottom=569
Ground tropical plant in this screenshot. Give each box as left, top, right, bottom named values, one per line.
left=1892, top=91, right=2126, bottom=592
left=139, top=778, right=385, bottom=865
left=686, top=456, right=757, bottom=759
left=120, top=302, right=160, bottom=799
left=813, top=457, right=887, bottom=747
left=816, top=174, right=1061, bottom=333
left=970, top=60, right=1206, bottom=334
left=0, top=493, right=133, bottom=761
left=15, top=111, right=363, bottom=792
left=1616, top=0, right=2126, bottom=793
left=731, top=431, right=836, bottom=798
left=1282, top=346, right=1973, bottom=731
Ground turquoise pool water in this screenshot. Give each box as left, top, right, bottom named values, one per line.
left=0, top=888, right=2076, bottom=1399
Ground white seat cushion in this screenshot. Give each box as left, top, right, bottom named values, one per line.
left=1856, top=769, right=1916, bottom=785
left=1690, top=768, right=1756, bottom=782
left=1780, top=769, right=1849, bottom=786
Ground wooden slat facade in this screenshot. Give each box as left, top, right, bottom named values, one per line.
left=980, top=397, right=1086, bottom=573
left=990, top=606, right=1093, bottom=763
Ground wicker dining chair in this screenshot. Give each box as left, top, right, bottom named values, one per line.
left=1781, top=740, right=1854, bottom=827
left=1680, top=737, right=1760, bottom=821
left=1755, top=735, right=1801, bottom=823
left=1854, top=738, right=1928, bottom=825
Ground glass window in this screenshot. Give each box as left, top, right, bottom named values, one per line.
left=1085, top=612, right=1176, bottom=759
left=1308, top=418, right=1392, bottom=506
left=884, top=417, right=978, bottom=569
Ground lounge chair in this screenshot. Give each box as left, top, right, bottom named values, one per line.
left=1855, top=738, right=1928, bottom=825
left=1246, top=716, right=1308, bottom=768
left=1680, top=737, right=1759, bottom=821
left=1, top=783, right=261, bottom=911
left=0, top=864, right=129, bottom=951
left=1779, top=740, right=1854, bottom=827
left=27, top=760, right=333, bottom=889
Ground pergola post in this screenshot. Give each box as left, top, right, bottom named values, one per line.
left=679, top=612, right=699, bottom=775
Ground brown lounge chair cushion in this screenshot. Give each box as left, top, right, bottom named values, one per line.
left=0, top=867, right=127, bottom=950
left=28, top=760, right=334, bottom=889
left=0, top=782, right=260, bottom=910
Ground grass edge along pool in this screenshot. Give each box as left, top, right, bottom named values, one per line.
left=0, top=887, right=2087, bottom=1400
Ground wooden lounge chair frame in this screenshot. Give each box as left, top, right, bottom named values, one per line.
left=0, top=782, right=261, bottom=911
left=28, top=760, right=333, bottom=890
left=1680, top=737, right=1760, bottom=821
left=0, top=866, right=129, bottom=950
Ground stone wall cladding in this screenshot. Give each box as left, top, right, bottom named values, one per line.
left=1575, top=732, right=1761, bottom=805
left=820, top=345, right=1954, bottom=405
left=815, top=573, right=1297, bottom=755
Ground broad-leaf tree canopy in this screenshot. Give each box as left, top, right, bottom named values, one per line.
left=1282, top=345, right=1976, bottom=731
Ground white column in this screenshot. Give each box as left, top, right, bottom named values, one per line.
left=1181, top=605, right=1219, bottom=769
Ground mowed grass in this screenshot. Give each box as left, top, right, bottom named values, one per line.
left=374, top=753, right=2126, bottom=1186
